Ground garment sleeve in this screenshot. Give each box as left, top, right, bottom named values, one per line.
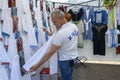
left=103, top=10, right=108, bottom=25
left=52, top=32, right=63, bottom=46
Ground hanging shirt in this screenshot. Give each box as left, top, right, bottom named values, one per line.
left=33, top=0, right=43, bottom=47
left=106, top=28, right=120, bottom=47
left=92, top=24, right=107, bottom=55
left=0, top=63, right=9, bottom=80
left=7, top=35, right=22, bottom=80
left=0, top=41, right=10, bottom=63
left=82, top=6, right=94, bottom=40
left=92, top=9, right=108, bottom=25
left=68, top=8, right=83, bottom=21
left=76, top=20, right=84, bottom=47
left=41, top=1, right=49, bottom=42
left=2, top=8, right=12, bottom=36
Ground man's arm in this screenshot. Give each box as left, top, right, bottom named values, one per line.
left=30, top=44, right=60, bottom=72
left=43, top=27, right=54, bottom=36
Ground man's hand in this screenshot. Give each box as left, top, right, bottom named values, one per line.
left=29, top=63, right=40, bottom=72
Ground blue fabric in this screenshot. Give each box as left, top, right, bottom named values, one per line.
left=110, top=28, right=117, bottom=47
left=58, top=57, right=78, bottom=80
left=92, top=10, right=108, bottom=25
left=35, top=26, right=39, bottom=43
left=30, top=27, right=38, bottom=48
left=2, top=32, right=10, bottom=37
left=13, top=31, right=20, bottom=39
left=45, top=33, right=48, bottom=41
left=82, top=7, right=94, bottom=40
left=42, top=12, right=48, bottom=41
left=82, top=7, right=94, bottom=22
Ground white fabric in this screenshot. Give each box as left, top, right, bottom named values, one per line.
left=49, top=52, right=58, bottom=74
left=28, top=24, right=38, bottom=47
left=33, top=1, right=58, bottom=74
left=7, top=36, right=22, bottom=80
left=77, top=20, right=84, bottom=46
left=21, top=0, right=30, bottom=14
left=23, top=34, right=55, bottom=71
left=106, top=29, right=120, bottom=47
left=18, top=2, right=37, bottom=80
left=2, top=8, right=12, bottom=35
left=21, top=0, right=38, bottom=47
left=86, top=9, right=89, bottom=20
left=0, top=41, right=10, bottom=63
left=16, top=0, right=27, bottom=33
left=21, top=14, right=28, bottom=33
left=3, top=36, right=9, bottom=46
left=1, top=0, right=8, bottom=10
left=96, top=12, right=102, bottom=23
left=18, top=0, right=28, bottom=33
left=42, top=1, right=50, bottom=43
left=0, top=23, right=2, bottom=38
left=0, top=0, right=2, bottom=9
left=34, top=1, right=44, bottom=47
left=1, top=3, right=13, bottom=37
left=53, top=22, right=78, bottom=61
left=84, top=8, right=91, bottom=31
left=10, top=55, right=22, bottom=80
left=22, top=73, right=31, bottom=80
left=43, top=1, right=49, bottom=28
left=16, top=0, right=25, bottom=16
left=84, top=19, right=91, bottom=31
left=21, top=33, right=32, bottom=62
left=0, top=63, right=9, bottom=80
left=106, top=30, right=112, bottom=47
left=18, top=2, right=34, bottom=80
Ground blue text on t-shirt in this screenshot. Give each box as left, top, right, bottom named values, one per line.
left=68, top=29, right=78, bottom=40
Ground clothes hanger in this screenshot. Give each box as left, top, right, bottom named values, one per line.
left=85, top=4, right=90, bottom=9
left=97, top=7, right=101, bottom=11
left=72, top=5, right=80, bottom=12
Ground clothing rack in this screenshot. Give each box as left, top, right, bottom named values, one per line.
left=45, top=0, right=104, bottom=8
left=98, top=0, right=103, bottom=8
left=45, top=0, right=96, bottom=5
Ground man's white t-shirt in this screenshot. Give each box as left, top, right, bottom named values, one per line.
left=53, top=22, right=78, bottom=61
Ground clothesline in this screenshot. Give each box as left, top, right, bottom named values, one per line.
left=45, top=0, right=97, bottom=5
left=45, top=0, right=104, bottom=8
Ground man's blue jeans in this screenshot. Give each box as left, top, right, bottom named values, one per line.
left=58, top=57, right=78, bottom=80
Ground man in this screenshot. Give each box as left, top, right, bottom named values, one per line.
left=30, top=10, right=79, bottom=80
